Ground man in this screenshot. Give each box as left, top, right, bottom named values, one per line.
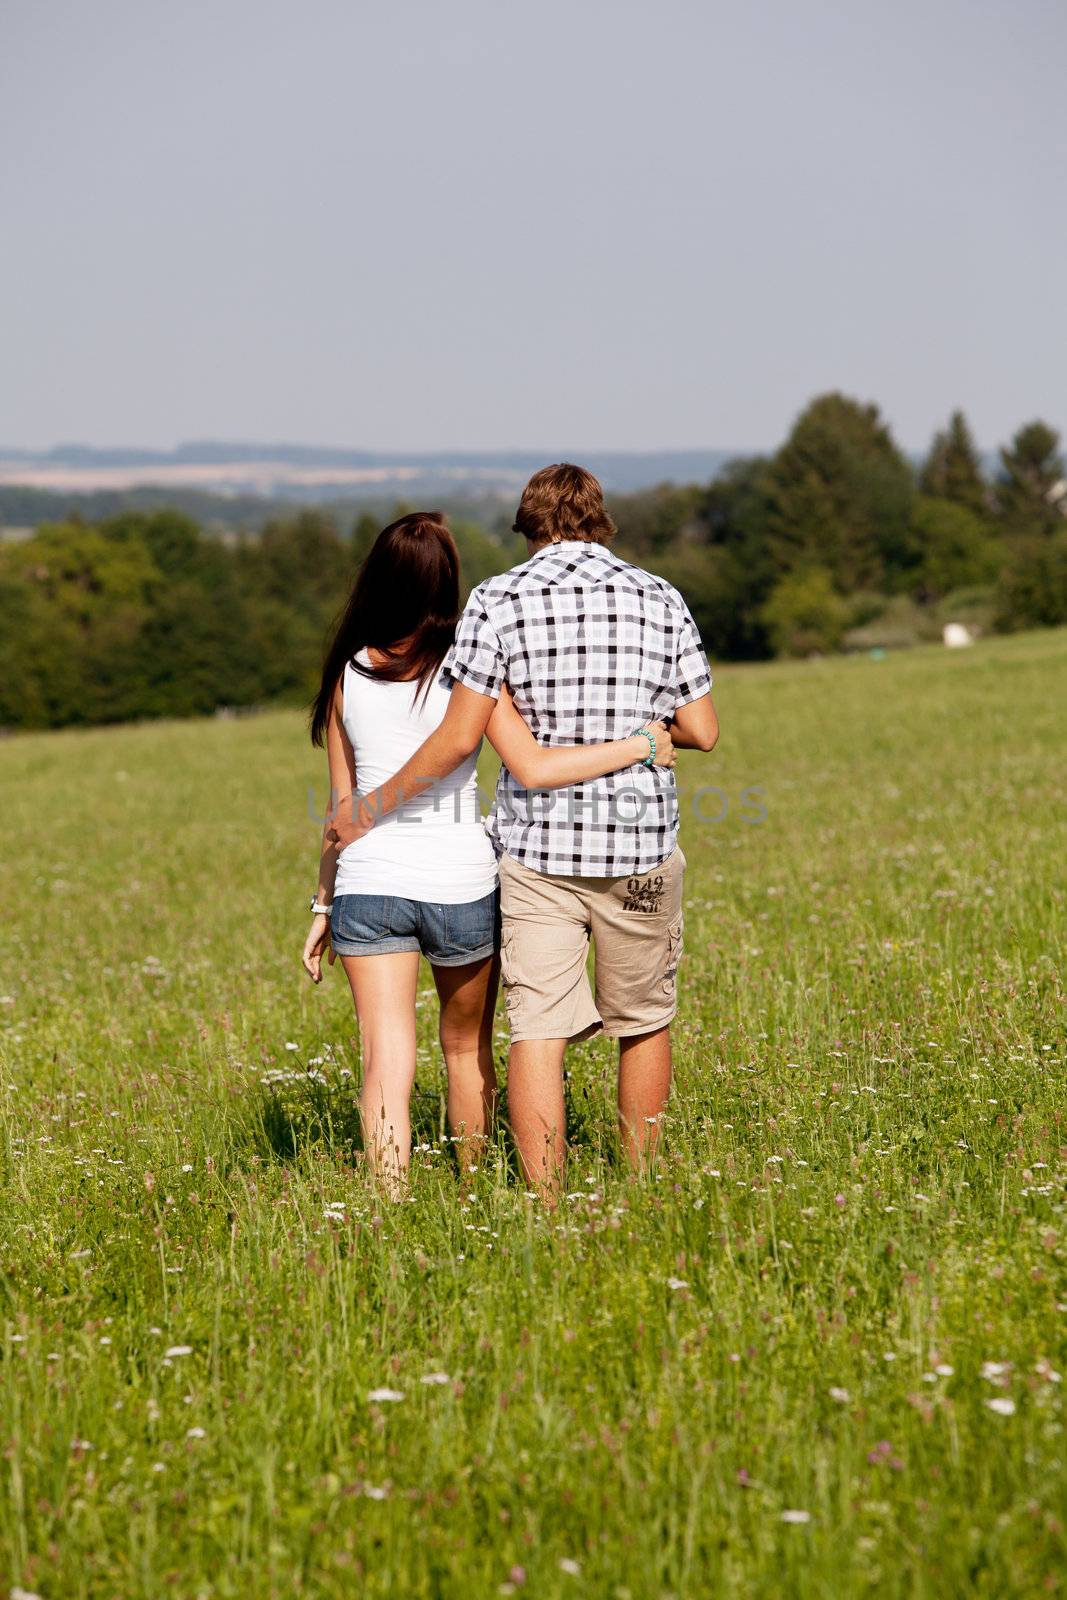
left=332, top=464, right=718, bottom=1191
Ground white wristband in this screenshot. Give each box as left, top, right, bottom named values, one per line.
left=310, top=898, right=333, bottom=915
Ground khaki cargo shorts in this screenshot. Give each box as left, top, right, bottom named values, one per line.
left=498, top=847, right=686, bottom=1041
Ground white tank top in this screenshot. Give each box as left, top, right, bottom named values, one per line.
left=333, top=650, right=498, bottom=904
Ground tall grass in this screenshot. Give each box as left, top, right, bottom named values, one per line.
left=1, top=630, right=1064, bottom=1598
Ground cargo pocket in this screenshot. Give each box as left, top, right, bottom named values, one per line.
left=500, top=928, right=521, bottom=1018
left=662, top=914, right=684, bottom=998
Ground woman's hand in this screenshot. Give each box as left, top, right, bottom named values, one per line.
left=644, top=720, right=676, bottom=769
left=302, top=913, right=335, bottom=983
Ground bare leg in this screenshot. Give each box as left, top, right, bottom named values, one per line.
left=507, top=1038, right=568, bottom=1200
left=617, top=1024, right=672, bottom=1172
left=340, top=951, right=421, bottom=1195
left=432, top=955, right=500, bottom=1170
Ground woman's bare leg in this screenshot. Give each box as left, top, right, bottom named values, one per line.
left=340, top=951, right=421, bottom=1194
left=432, top=955, right=500, bottom=1171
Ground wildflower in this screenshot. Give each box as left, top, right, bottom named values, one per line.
left=164, top=1345, right=193, bottom=1358
left=985, top=1397, right=1016, bottom=1416
left=667, top=1277, right=689, bottom=1291
left=285, top=1042, right=299, bottom=1051
left=187, top=1426, right=206, bottom=1439
left=420, top=1372, right=451, bottom=1385
left=780, top=1509, right=811, bottom=1524
left=934, top=1363, right=954, bottom=1377
left=362, top=1484, right=388, bottom=1499
left=828, top=1387, right=851, bottom=1404
left=980, top=1361, right=1009, bottom=1383
left=367, top=1387, right=405, bottom=1403
left=559, top=1558, right=581, bottom=1576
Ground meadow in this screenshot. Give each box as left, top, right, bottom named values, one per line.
left=1, top=628, right=1065, bottom=1599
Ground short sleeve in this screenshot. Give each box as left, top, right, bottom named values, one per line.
left=441, top=591, right=507, bottom=700
left=673, top=600, right=712, bottom=706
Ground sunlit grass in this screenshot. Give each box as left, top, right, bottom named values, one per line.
left=1, top=629, right=1065, bottom=1598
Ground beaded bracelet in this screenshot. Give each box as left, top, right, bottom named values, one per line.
left=634, top=727, right=656, bottom=766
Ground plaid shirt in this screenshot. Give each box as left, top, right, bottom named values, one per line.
left=442, top=541, right=712, bottom=876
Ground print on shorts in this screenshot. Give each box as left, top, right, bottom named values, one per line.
left=623, top=872, right=665, bottom=914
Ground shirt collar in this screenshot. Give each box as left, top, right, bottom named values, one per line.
left=526, top=540, right=610, bottom=561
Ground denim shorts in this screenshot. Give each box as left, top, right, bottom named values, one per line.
left=330, top=888, right=500, bottom=965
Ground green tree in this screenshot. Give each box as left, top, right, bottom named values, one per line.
left=996, top=421, right=1065, bottom=536
left=449, top=519, right=511, bottom=594
left=906, top=496, right=1001, bottom=600
left=994, top=531, right=1067, bottom=631
left=761, top=567, right=850, bottom=657
left=7, top=520, right=160, bottom=630
left=253, top=511, right=351, bottom=613
left=763, top=393, right=914, bottom=591
left=655, top=542, right=769, bottom=663
left=673, top=457, right=776, bottom=658
left=0, top=521, right=161, bottom=725
left=0, top=564, right=84, bottom=728
left=103, top=508, right=203, bottom=575
left=351, top=512, right=380, bottom=567
left=919, top=411, right=988, bottom=516
left=608, top=484, right=704, bottom=558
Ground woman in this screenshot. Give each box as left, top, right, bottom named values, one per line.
left=302, top=512, right=673, bottom=1191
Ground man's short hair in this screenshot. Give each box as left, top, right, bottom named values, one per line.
left=513, top=462, right=617, bottom=545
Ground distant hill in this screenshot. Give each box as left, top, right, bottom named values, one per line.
left=0, top=441, right=736, bottom=506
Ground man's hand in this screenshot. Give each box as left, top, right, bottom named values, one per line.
left=302, top=913, right=336, bottom=983
left=325, top=793, right=373, bottom=854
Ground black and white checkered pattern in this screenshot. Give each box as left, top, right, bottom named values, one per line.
left=442, top=541, right=712, bottom=876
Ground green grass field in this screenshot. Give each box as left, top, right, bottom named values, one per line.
left=1, top=630, right=1065, bottom=1599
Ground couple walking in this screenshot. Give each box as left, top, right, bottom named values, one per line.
left=302, top=463, right=718, bottom=1195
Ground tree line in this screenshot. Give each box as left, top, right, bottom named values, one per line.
left=0, top=393, right=1063, bottom=730
left=0, top=509, right=512, bottom=730
left=605, top=395, right=1066, bottom=660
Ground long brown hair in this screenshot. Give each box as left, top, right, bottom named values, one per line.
left=309, top=512, right=460, bottom=747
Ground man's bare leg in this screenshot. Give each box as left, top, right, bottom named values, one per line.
left=507, top=1038, right=568, bottom=1200
left=617, top=1024, right=672, bottom=1171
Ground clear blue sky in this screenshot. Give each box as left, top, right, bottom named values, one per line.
left=2, top=0, right=1064, bottom=455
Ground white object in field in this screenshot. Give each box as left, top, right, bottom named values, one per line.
left=943, top=622, right=974, bottom=649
